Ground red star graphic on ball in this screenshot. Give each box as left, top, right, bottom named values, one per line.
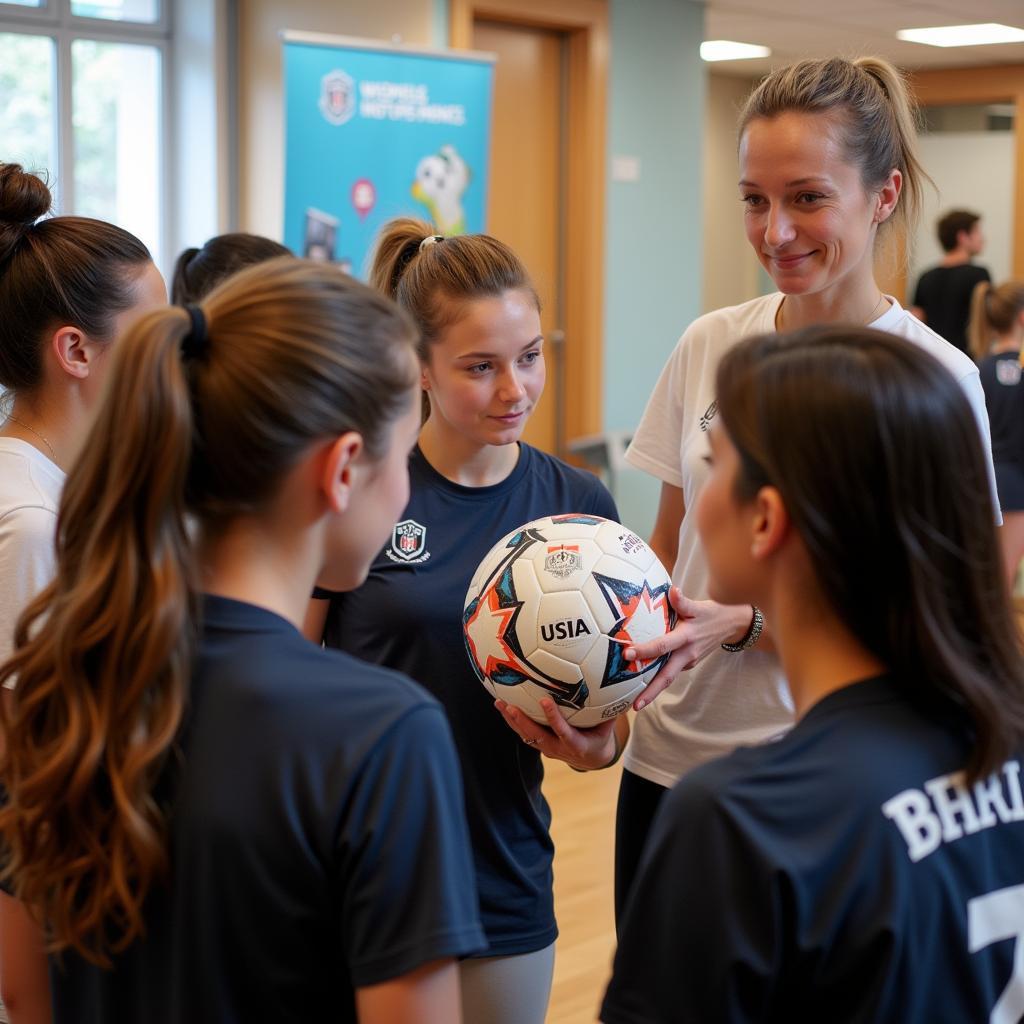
left=594, top=575, right=673, bottom=686
left=464, top=582, right=531, bottom=682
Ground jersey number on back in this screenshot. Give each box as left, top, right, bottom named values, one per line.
left=968, top=884, right=1024, bottom=1024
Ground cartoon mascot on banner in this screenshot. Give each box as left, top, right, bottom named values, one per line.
left=412, top=144, right=471, bottom=236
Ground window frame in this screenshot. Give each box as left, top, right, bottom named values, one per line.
left=0, top=0, right=172, bottom=269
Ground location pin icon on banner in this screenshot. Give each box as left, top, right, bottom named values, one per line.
left=351, top=178, right=376, bottom=221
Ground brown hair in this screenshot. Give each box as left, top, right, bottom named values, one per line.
left=968, top=280, right=1024, bottom=361
left=171, top=232, right=291, bottom=305
left=938, top=209, right=980, bottom=253
left=368, top=216, right=538, bottom=361
left=715, top=325, right=1024, bottom=782
left=0, top=258, right=419, bottom=964
left=0, top=163, right=152, bottom=392
left=738, top=57, right=931, bottom=241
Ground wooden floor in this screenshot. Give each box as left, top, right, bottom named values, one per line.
left=545, top=757, right=623, bottom=1024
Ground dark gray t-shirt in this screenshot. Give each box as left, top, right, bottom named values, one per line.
left=49, top=595, right=484, bottom=1023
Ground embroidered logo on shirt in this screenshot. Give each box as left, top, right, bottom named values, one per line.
left=699, top=400, right=718, bottom=433
left=997, top=360, right=1021, bottom=386
left=387, top=519, right=431, bottom=563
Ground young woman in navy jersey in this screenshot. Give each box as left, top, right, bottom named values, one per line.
left=306, top=219, right=625, bottom=1024
left=603, top=325, right=1024, bottom=1024
left=970, top=280, right=1024, bottom=589
left=0, top=258, right=484, bottom=1023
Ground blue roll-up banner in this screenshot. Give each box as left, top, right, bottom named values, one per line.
left=282, top=31, right=495, bottom=278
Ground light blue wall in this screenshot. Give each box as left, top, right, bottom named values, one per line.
left=603, top=0, right=705, bottom=537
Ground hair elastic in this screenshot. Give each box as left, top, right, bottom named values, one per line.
left=419, top=234, right=444, bottom=252
left=181, top=305, right=209, bottom=360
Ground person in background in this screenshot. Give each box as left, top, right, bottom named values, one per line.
left=603, top=325, right=1024, bottom=1024
left=306, top=219, right=623, bottom=1024
left=970, top=279, right=1024, bottom=589
left=911, top=208, right=990, bottom=353
left=170, top=232, right=290, bottom=305
left=0, top=259, right=483, bottom=1024
left=615, top=57, right=1000, bottom=926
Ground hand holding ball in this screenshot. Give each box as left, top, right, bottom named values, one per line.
left=463, top=515, right=676, bottom=727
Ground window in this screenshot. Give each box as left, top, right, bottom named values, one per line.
left=0, top=0, right=169, bottom=266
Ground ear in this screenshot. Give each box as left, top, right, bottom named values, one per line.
left=873, top=168, right=902, bottom=225
left=50, top=326, right=93, bottom=381
left=750, top=485, right=789, bottom=561
left=320, top=432, right=365, bottom=515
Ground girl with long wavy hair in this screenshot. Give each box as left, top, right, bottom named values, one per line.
left=604, top=325, right=1024, bottom=1022
left=0, top=258, right=484, bottom=1023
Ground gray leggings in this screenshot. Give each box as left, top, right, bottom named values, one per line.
left=459, top=942, right=556, bottom=1024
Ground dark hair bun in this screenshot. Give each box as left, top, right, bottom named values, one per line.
left=0, top=164, right=52, bottom=227
left=0, top=164, right=52, bottom=267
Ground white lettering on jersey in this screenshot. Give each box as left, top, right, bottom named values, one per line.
left=883, top=760, right=1024, bottom=863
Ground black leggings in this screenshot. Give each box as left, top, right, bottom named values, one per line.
left=614, top=767, right=669, bottom=929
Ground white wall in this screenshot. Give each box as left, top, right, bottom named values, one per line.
left=910, top=131, right=1016, bottom=288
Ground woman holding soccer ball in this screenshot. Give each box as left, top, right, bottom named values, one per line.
left=614, top=55, right=1000, bottom=923
left=306, top=220, right=624, bottom=1024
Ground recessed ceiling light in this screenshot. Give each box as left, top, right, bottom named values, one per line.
left=700, top=40, right=771, bottom=62
left=897, top=23, right=1024, bottom=47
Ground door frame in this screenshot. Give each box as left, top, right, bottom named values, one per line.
left=450, top=0, right=608, bottom=444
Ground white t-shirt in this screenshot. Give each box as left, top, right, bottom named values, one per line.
left=0, top=438, right=65, bottom=672
left=623, top=294, right=999, bottom=788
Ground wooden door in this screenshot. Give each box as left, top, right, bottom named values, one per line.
left=474, top=19, right=565, bottom=454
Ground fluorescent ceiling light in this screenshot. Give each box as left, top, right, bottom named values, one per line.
left=897, top=23, right=1024, bottom=47
left=701, top=40, right=771, bottom=62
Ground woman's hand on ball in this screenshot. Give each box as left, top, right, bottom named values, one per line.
left=495, top=698, right=617, bottom=770
left=626, top=589, right=757, bottom=710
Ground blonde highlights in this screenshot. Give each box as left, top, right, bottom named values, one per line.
left=0, top=258, right=419, bottom=963
left=969, top=280, right=1024, bottom=361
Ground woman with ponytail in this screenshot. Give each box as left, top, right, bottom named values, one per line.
left=307, top=219, right=620, bottom=1024
left=970, top=279, right=1024, bottom=587
left=603, top=326, right=1024, bottom=1023
left=0, top=259, right=483, bottom=1023
left=615, top=57, right=1000, bottom=921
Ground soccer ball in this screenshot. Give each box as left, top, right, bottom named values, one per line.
left=462, top=514, right=676, bottom=727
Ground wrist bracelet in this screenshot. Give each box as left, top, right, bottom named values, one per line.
left=721, top=605, right=764, bottom=653
left=569, top=725, right=624, bottom=773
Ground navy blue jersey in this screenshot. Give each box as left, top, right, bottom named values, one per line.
left=978, top=351, right=1024, bottom=510
left=48, top=596, right=484, bottom=1024
left=318, top=443, right=618, bottom=956
left=602, top=675, right=1024, bottom=1024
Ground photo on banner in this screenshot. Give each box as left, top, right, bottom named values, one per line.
left=282, top=32, right=495, bottom=278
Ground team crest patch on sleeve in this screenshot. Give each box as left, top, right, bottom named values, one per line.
left=387, top=519, right=431, bottom=563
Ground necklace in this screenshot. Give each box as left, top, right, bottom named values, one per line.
left=864, top=292, right=888, bottom=324
left=3, top=414, right=58, bottom=462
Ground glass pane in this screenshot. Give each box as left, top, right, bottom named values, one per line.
left=72, top=39, right=161, bottom=259
left=0, top=0, right=45, bottom=7
left=71, top=0, right=158, bottom=23
left=0, top=34, right=55, bottom=180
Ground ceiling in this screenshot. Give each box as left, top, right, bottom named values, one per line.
left=703, top=0, right=1024, bottom=77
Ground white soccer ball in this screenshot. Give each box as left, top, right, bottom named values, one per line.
left=462, top=514, right=676, bottom=727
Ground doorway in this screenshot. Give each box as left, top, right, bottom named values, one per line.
left=451, top=0, right=608, bottom=457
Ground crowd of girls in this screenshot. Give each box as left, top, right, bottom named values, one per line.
left=1, top=51, right=1023, bottom=1024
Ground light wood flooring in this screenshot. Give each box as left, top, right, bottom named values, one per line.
left=544, top=757, right=624, bottom=1024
